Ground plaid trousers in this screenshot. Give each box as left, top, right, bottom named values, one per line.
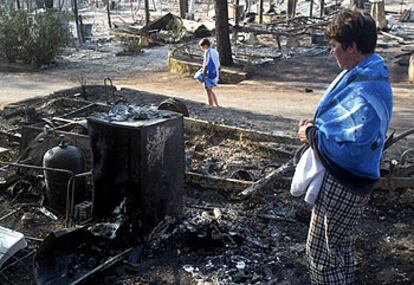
left=306, top=172, right=370, bottom=285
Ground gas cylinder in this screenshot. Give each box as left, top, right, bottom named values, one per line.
left=43, top=135, right=86, bottom=214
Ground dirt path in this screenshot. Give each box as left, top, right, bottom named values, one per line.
left=1, top=70, right=324, bottom=118
left=124, top=72, right=414, bottom=132
left=0, top=72, right=75, bottom=108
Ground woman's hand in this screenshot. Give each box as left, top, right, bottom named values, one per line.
left=298, top=118, right=313, bottom=128
left=298, top=122, right=313, bottom=143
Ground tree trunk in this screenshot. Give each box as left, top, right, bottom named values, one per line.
left=319, top=0, right=325, bottom=17
left=235, top=0, right=240, bottom=26
left=73, top=0, right=83, bottom=45
left=214, top=0, right=233, bottom=67
left=259, top=0, right=264, bottom=24
left=106, top=0, right=112, bottom=28
left=310, top=0, right=313, bottom=17
left=232, top=0, right=240, bottom=45
left=179, top=0, right=188, bottom=18
left=370, top=0, right=387, bottom=30
left=144, top=0, right=150, bottom=25
left=287, top=0, right=297, bottom=19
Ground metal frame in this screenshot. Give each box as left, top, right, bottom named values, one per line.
left=0, top=161, right=92, bottom=227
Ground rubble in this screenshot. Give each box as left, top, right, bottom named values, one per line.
left=400, top=8, right=413, bottom=23
left=112, top=12, right=212, bottom=45
left=0, top=85, right=412, bottom=284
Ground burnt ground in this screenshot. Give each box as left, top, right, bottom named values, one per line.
left=248, top=45, right=411, bottom=85
left=0, top=86, right=412, bottom=285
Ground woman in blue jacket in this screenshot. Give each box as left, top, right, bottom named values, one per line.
left=297, top=9, right=393, bottom=285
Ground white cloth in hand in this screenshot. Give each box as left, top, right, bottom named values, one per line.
left=290, top=147, right=326, bottom=205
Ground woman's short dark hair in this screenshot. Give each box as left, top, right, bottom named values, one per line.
left=199, top=38, right=210, bottom=47
left=326, top=9, right=377, bottom=54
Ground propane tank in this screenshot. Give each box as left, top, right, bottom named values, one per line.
left=43, top=135, right=86, bottom=214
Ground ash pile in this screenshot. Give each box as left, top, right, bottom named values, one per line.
left=0, top=86, right=413, bottom=284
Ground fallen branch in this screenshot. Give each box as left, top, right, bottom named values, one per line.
left=185, top=171, right=254, bottom=193
left=380, top=31, right=405, bottom=44
left=0, top=209, right=19, bottom=222
left=384, top=127, right=414, bottom=150
left=375, top=176, right=414, bottom=191
left=70, top=248, right=132, bottom=285
left=239, top=161, right=293, bottom=198
left=25, top=236, right=44, bottom=242
left=257, top=213, right=296, bottom=223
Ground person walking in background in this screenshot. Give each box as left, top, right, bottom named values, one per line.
left=296, top=8, right=393, bottom=284
left=194, top=38, right=220, bottom=106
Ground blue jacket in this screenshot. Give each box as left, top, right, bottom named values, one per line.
left=315, top=53, right=393, bottom=179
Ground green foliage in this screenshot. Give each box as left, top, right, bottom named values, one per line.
left=0, top=8, right=31, bottom=62
left=0, top=8, right=70, bottom=67
left=30, top=11, right=70, bottom=66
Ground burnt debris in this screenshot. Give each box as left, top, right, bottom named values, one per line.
left=0, top=85, right=412, bottom=284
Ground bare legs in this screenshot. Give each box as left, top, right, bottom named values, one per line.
left=206, top=88, right=219, bottom=106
